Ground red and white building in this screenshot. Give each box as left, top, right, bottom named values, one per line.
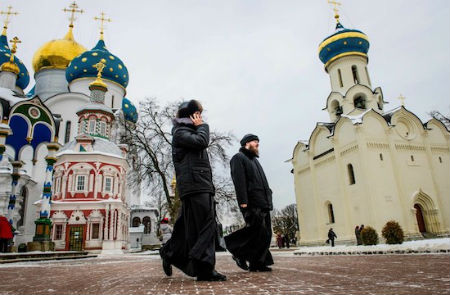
left=49, top=66, right=130, bottom=253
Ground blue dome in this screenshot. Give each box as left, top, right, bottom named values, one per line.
left=318, top=22, right=370, bottom=67
left=122, top=97, right=138, bottom=123
left=66, top=39, right=129, bottom=88
left=0, top=34, right=30, bottom=89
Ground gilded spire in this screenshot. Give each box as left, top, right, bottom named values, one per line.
left=327, top=0, right=341, bottom=23
left=1, top=36, right=20, bottom=74
left=94, top=12, right=111, bottom=41
left=0, top=6, right=18, bottom=36
left=89, top=60, right=108, bottom=90
left=63, top=2, right=83, bottom=29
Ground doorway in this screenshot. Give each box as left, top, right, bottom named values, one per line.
left=414, top=204, right=426, bottom=233
left=68, top=225, right=84, bottom=251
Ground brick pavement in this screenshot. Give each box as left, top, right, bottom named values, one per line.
left=0, top=252, right=449, bottom=295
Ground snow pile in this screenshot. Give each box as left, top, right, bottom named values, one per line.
left=294, top=238, right=450, bottom=255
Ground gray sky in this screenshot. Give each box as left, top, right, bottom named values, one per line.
left=9, top=0, right=450, bottom=210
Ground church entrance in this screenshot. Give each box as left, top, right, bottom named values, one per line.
left=68, top=225, right=84, bottom=251
left=414, top=204, right=426, bottom=233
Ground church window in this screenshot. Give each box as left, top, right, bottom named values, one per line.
left=76, top=175, right=86, bottom=191
left=91, top=223, right=100, bottom=239
left=379, top=153, right=383, bottom=161
left=112, top=95, right=115, bottom=109
left=105, top=177, right=112, bottom=193
left=411, top=155, right=415, bottom=162
left=328, top=203, right=335, bottom=224
left=347, top=164, right=356, bottom=185
left=64, top=121, right=71, bottom=143
left=55, top=177, right=61, bottom=193
left=354, top=95, right=366, bottom=109
left=439, top=156, right=442, bottom=163
left=338, top=69, right=343, bottom=87
left=132, top=217, right=141, bottom=227
left=100, top=121, right=107, bottom=137
left=89, top=120, right=96, bottom=134
left=54, top=224, right=63, bottom=240
left=352, top=65, right=360, bottom=84
left=143, top=216, right=151, bottom=234
left=17, top=187, right=27, bottom=228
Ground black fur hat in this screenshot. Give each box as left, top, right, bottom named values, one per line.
left=176, top=100, right=203, bottom=118
left=240, top=134, right=259, bottom=146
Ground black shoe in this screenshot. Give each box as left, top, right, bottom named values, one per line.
left=162, top=258, right=172, bottom=276
left=197, top=270, right=227, bottom=281
left=232, top=255, right=248, bottom=271
left=249, top=265, right=272, bottom=272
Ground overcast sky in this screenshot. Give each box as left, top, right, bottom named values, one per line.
left=8, top=0, right=450, bottom=210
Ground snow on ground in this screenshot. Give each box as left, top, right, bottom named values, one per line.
left=294, top=238, right=450, bottom=254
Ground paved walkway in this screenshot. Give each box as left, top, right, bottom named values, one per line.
left=0, top=252, right=449, bottom=294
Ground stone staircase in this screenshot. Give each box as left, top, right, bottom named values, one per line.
left=0, top=251, right=97, bottom=264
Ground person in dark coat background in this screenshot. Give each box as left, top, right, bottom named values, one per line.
left=159, top=100, right=226, bottom=281
left=328, top=228, right=337, bottom=247
left=225, top=134, right=274, bottom=272
left=0, top=215, right=13, bottom=253
left=355, top=225, right=362, bottom=245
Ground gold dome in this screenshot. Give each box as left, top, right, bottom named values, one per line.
left=32, top=27, right=86, bottom=73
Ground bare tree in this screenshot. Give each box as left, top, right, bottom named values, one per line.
left=272, top=203, right=299, bottom=240
left=429, top=110, right=450, bottom=129
left=121, top=97, right=238, bottom=222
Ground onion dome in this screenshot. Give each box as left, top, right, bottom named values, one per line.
left=0, top=33, right=30, bottom=89
left=32, top=27, right=87, bottom=73
left=318, top=22, right=370, bottom=68
left=122, top=97, right=138, bottom=123
left=66, top=39, right=129, bottom=89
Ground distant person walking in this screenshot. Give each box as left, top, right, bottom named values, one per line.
left=0, top=216, right=13, bottom=253
left=355, top=225, right=362, bottom=245
left=225, top=134, right=274, bottom=272
left=159, top=218, right=173, bottom=245
left=327, top=228, right=337, bottom=247
left=159, top=100, right=226, bottom=282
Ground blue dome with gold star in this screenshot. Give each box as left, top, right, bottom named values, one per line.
left=318, top=22, right=370, bottom=68
left=66, top=39, right=129, bottom=89
left=122, top=97, right=138, bottom=123
left=0, top=34, right=30, bottom=89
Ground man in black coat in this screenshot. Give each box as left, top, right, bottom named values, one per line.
left=159, top=100, right=226, bottom=281
left=224, top=134, right=274, bottom=272
left=328, top=228, right=337, bottom=247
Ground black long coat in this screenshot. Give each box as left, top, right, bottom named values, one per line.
left=172, top=122, right=215, bottom=198
left=230, top=147, right=273, bottom=210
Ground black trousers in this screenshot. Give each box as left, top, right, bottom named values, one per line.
left=224, top=208, right=274, bottom=268
left=160, top=193, right=216, bottom=277
left=0, top=239, right=9, bottom=253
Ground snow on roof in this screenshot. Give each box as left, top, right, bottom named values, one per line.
left=0, top=87, right=28, bottom=105
left=57, top=137, right=123, bottom=158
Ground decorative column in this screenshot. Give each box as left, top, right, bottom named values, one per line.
left=30, top=142, right=60, bottom=250
left=0, top=122, right=12, bottom=216
left=7, top=161, right=24, bottom=225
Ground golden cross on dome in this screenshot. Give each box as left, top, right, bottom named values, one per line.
left=0, top=6, right=19, bottom=32
left=93, top=61, right=106, bottom=78
left=327, top=0, right=341, bottom=23
left=94, top=12, right=112, bottom=40
left=63, top=2, right=84, bottom=28
left=398, top=94, right=406, bottom=106
left=8, top=36, right=20, bottom=62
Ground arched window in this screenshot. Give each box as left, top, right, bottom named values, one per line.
left=411, top=155, right=415, bottom=162
left=142, top=216, right=151, bottom=234
left=328, top=203, right=335, bottom=224
left=132, top=217, right=141, bottom=227
left=352, top=65, right=359, bottom=84
left=439, top=156, right=442, bottom=163
left=379, top=153, right=383, bottom=161
left=347, top=164, right=356, bottom=185
left=64, top=121, right=71, bottom=143
left=354, top=95, right=366, bottom=109
left=17, top=187, right=27, bottom=227
left=89, top=120, right=96, bottom=134
left=337, top=69, right=343, bottom=87
left=111, top=95, right=115, bottom=109
left=331, top=100, right=342, bottom=117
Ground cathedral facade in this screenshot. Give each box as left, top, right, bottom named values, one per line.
left=0, top=3, right=147, bottom=252
left=291, top=13, right=450, bottom=246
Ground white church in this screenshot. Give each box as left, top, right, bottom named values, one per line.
left=291, top=9, right=450, bottom=245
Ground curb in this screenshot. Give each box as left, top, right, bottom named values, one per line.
left=294, top=249, right=450, bottom=256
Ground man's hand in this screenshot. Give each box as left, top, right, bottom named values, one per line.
left=240, top=204, right=247, bottom=208
left=190, top=112, right=203, bottom=126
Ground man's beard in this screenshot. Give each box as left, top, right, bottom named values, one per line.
left=248, top=145, right=259, bottom=156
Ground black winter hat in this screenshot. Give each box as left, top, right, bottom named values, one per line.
left=176, top=100, right=203, bottom=118
left=240, top=134, right=259, bottom=146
